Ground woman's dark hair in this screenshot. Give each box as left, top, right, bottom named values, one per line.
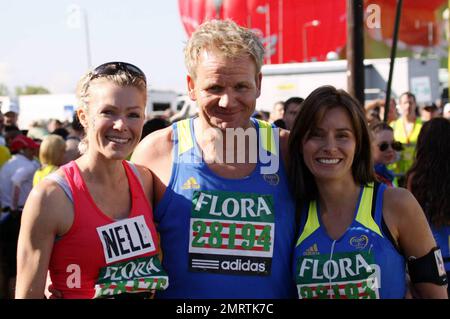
left=141, top=118, right=169, bottom=140
left=51, top=127, right=69, bottom=140
left=407, top=117, right=450, bottom=227
left=71, top=112, right=84, bottom=132
left=288, top=85, right=375, bottom=211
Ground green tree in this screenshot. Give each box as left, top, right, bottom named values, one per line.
left=15, top=85, right=50, bottom=95
left=0, top=83, right=9, bottom=96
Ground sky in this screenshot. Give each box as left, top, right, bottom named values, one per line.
left=0, top=0, right=189, bottom=95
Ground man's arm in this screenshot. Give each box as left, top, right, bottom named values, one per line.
left=131, top=126, right=174, bottom=205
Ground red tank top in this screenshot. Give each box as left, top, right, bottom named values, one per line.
left=48, top=161, right=166, bottom=298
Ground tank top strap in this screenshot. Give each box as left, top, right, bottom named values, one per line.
left=372, top=182, right=386, bottom=225
left=60, top=160, right=83, bottom=197
left=296, top=201, right=320, bottom=247
left=45, top=171, right=73, bottom=203
left=175, top=118, right=195, bottom=157
left=354, top=182, right=383, bottom=238
left=125, top=160, right=143, bottom=189
left=253, top=119, right=279, bottom=156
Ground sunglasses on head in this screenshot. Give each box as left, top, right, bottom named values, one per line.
left=91, top=62, right=146, bottom=84
left=378, top=141, right=403, bottom=152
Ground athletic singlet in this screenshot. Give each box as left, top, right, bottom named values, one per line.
left=48, top=161, right=168, bottom=298
left=155, top=117, right=297, bottom=298
left=293, top=183, right=406, bottom=299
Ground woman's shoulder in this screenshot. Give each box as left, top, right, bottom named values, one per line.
left=23, top=168, right=74, bottom=234
left=29, top=169, right=71, bottom=206
left=382, top=187, right=425, bottom=239
left=383, top=187, right=417, bottom=210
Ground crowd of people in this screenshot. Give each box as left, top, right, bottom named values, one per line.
left=0, top=19, right=448, bottom=299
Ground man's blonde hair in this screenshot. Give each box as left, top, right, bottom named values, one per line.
left=184, top=19, right=265, bottom=78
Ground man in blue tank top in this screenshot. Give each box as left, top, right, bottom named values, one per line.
left=132, top=19, right=297, bottom=298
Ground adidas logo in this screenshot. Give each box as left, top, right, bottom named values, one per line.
left=303, top=243, right=319, bottom=256
left=182, top=177, right=200, bottom=190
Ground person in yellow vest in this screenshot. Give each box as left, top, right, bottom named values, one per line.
left=33, top=134, right=66, bottom=186
left=390, top=92, right=422, bottom=187
left=0, top=144, right=11, bottom=168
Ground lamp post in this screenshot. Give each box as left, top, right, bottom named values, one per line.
left=278, top=0, right=284, bottom=63
left=213, top=0, right=223, bottom=19
left=257, top=4, right=271, bottom=64
left=83, top=9, right=92, bottom=69
left=302, top=19, right=320, bottom=62
left=67, top=4, right=92, bottom=69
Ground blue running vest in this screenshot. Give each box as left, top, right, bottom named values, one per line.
left=293, top=183, right=406, bottom=299
left=155, top=118, right=297, bottom=298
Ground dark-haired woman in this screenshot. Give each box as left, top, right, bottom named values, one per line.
left=289, top=86, right=447, bottom=299
left=407, top=117, right=450, bottom=296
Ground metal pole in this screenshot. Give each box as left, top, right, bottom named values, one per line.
left=267, top=4, right=271, bottom=64
left=303, top=26, right=307, bottom=62
left=384, top=0, right=403, bottom=122
left=83, top=9, right=92, bottom=69
left=346, top=0, right=365, bottom=107
left=278, top=0, right=283, bottom=63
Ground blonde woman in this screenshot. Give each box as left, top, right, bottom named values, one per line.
left=16, top=62, right=168, bottom=298
left=33, top=134, right=66, bottom=186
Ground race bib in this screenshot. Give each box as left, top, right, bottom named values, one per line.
left=97, top=215, right=156, bottom=264
left=296, top=251, right=381, bottom=299
left=188, top=191, right=275, bottom=276
left=94, top=255, right=168, bottom=298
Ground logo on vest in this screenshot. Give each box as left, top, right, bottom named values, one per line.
left=221, top=258, right=266, bottom=273
left=193, top=191, right=273, bottom=220
left=263, top=173, right=279, bottom=186
left=182, top=177, right=200, bottom=190
left=303, top=243, right=320, bottom=256
left=349, top=235, right=369, bottom=250
left=97, top=215, right=156, bottom=264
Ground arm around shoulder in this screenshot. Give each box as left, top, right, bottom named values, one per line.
left=131, top=126, right=173, bottom=173
left=134, top=164, right=154, bottom=205
left=383, top=187, right=448, bottom=298
left=131, top=126, right=174, bottom=204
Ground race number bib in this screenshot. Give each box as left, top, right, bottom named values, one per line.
left=296, top=251, right=381, bottom=299
left=96, top=215, right=156, bottom=264
left=189, top=191, right=275, bottom=276
left=94, top=255, right=168, bottom=298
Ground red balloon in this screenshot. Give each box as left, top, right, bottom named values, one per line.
left=178, top=0, right=347, bottom=64
left=178, top=0, right=447, bottom=64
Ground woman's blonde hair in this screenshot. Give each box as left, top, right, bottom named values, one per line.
left=75, top=66, right=147, bottom=154
left=39, top=134, right=66, bottom=166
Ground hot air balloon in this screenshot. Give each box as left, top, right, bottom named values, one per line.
left=178, top=0, right=447, bottom=64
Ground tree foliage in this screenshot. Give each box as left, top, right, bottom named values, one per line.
left=0, top=83, right=9, bottom=96
left=15, top=85, right=50, bottom=95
